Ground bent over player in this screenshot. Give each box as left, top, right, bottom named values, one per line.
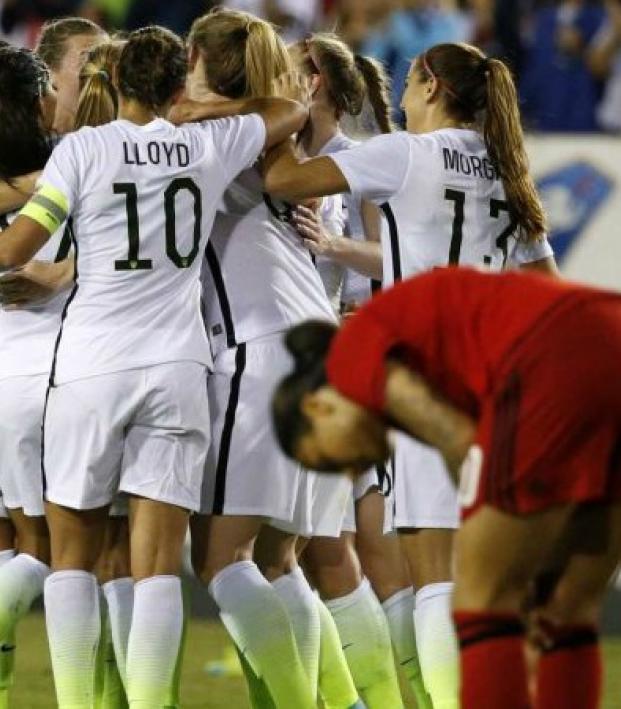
left=273, top=267, right=621, bottom=709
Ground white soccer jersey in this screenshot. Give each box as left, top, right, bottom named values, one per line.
left=36, top=115, right=266, bottom=384
left=315, top=193, right=345, bottom=314
left=202, top=167, right=336, bottom=354
left=330, top=128, right=553, bottom=285
left=0, top=212, right=71, bottom=379
left=320, top=132, right=380, bottom=304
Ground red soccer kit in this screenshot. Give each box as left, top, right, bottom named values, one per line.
left=326, top=268, right=621, bottom=517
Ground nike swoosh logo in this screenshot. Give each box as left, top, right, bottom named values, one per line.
left=342, top=643, right=353, bottom=650
left=400, top=656, right=416, bottom=666
left=0, top=644, right=15, bottom=653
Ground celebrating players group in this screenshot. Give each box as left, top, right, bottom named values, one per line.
left=0, top=7, right=619, bottom=709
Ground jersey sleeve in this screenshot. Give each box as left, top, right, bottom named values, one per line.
left=203, top=114, right=267, bottom=182
left=20, top=135, right=80, bottom=234
left=329, top=133, right=411, bottom=205
left=509, top=235, right=554, bottom=265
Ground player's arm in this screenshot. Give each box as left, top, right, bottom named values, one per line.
left=384, top=361, right=476, bottom=480
left=292, top=204, right=382, bottom=279
left=520, top=256, right=559, bottom=276
left=0, top=185, right=68, bottom=272
left=0, top=172, right=40, bottom=213
left=0, top=257, right=74, bottom=307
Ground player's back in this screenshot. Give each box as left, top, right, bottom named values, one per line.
left=42, top=114, right=265, bottom=383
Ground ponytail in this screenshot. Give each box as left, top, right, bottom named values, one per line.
left=354, top=54, right=395, bottom=134
left=189, top=8, right=291, bottom=100
left=419, top=43, right=546, bottom=242
left=75, top=40, right=125, bottom=129
left=483, top=59, right=546, bottom=241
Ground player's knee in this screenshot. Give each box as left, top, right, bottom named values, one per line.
left=453, top=567, right=531, bottom=612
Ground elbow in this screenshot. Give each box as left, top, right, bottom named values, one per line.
left=263, top=172, right=301, bottom=203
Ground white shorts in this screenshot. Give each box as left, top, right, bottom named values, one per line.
left=341, top=467, right=382, bottom=534
left=200, top=335, right=308, bottom=533
left=0, top=374, right=48, bottom=516
left=0, top=495, right=8, bottom=519
left=43, top=362, right=210, bottom=512
left=392, top=434, right=459, bottom=530
left=308, top=471, right=353, bottom=538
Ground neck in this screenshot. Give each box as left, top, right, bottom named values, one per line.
left=118, top=97, right=159, bottom=125
left=412, top=112, right=470, bottom=135
left=301, top=105, right=340, bottom=157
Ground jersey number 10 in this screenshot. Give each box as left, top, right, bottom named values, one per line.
left=114, top=178, right=202, bottom=271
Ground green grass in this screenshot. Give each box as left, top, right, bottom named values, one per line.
left=9, top=613, right=621, bottom=707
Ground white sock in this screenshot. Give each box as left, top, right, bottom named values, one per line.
left=325, top=577, right=403, bottom=707
left=0, top=553, right=50, bottom=636
left=272, top=566, right=321, bottom=697
left=102, top=576, right=134, bottom=690
left=44, top=570, right=100, bottom=708
left=414, top=582, right=459, bottom=709
left=125, top=575, right=183, bottom=707
left=209, top=560, right=315, bottom=708
left=382, top=587, right=431, bottom=708
left=0, top=550, right=15, bottom=568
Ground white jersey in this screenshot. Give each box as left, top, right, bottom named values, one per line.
left=202, top=168, right=335, bottom=355
left=0, top=211, right=71, bottom=379
left=330, top=128, right=553, bottom=285
left=320, top=132, right=379, bottom=304
left=314, top=194, right=346, bottom=314
left=38, top=115, right=266, bottom=384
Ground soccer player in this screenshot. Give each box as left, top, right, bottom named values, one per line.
left=273, top=267, right=621, bottom=709
left=0, top=45, right=65, bottom=709
left=263, top=41, right=556, bottom=708
left=291, top=33, right=422, bottom=708
left=0, top=25, right=307, bottom=708
left=176, top=9, right=356, bottom=707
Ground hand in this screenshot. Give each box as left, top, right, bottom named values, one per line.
left=0, top=259, right=72, bottom=308
left=271, top=71, right=312, bottom=109
left=292, top=204, right=335, bottom=256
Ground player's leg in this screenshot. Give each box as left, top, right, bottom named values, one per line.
left=453, top=503, right=573, bottom=709
left=394, top=437, right=460, bottom=709
left=530, top=503, right=621, bottom=709
left=355, top=488, right=431, bottom=708
left=255, top=525, right=321, bottom=697
left=95, top=512, right=131, bottom=709
left=304, top=532, right=404, bottom=709
left=0, top=513, right=14, bottom=709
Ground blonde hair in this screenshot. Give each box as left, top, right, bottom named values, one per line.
left=188, top=7, right=292, bottom=99
left=75, top=39, right=125, bottom=129
left=297, top=33, right=394, bottom=134
left=418, top=43, right=546, bottom=242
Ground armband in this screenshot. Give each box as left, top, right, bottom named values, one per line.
left=19, top=184, right=69, bottom=234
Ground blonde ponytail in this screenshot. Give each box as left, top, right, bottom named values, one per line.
left=483, top=59, right=546, bottom=241
left=245, top=19, right=293, bottom=97
left=75, top=40, right=125, bottom=129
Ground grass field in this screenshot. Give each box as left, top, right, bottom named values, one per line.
left=9, top=613, right=621, bottom=707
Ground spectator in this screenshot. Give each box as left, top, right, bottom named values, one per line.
left=520, top=0, right=606, bottom=131
left=219, top=0, right=323, bottom=41
left=360, top=0, right=473, bottom=119
left=589, top=0, right=621, bottom=131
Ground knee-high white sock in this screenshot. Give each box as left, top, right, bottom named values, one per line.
left=325, top=578, right=404, bottom=709
left=125, top=575, right=183, bottom=708
left=45, top=570, right=101, bottom=708
left=102, top=577, right=134, bottom=690
left=94, top=598, right=126, bottom=709
left=414, top=582, right=459, bottom=709
left=0, top=553, right=49, bottom=635
left=209, top=560, right=315, bottom=709
left=0, top=550, right=15, bottom=568
left=272, top=566, right=320, bottom=697
left=382, top=587, right=432, bottom=709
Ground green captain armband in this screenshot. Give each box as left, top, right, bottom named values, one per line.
left=19, top=184, right=69, bottom=234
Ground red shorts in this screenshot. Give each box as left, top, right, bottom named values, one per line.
left=461, top=297, right=621, bottom=519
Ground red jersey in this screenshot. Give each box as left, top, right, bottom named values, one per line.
left=326, top=268, right=620, bottom=418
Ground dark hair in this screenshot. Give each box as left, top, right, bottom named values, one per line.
left=272, top=321, right=336, bottom=458
left=417, top=43, right=546, bottom=242
left=35, top=17, right=105, bottom=70
left=297, top=33, right=394, bottom=133
left=0, top=45, right=54, bottom=182
left=118, top=26, right=187, bottom=110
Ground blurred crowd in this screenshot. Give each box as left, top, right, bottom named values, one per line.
left=1, top=0, right=620, bottom=133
